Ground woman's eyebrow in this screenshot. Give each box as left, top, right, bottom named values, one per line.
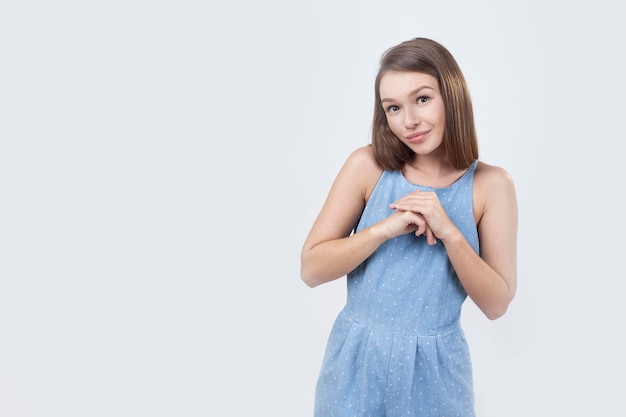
left=380, top=85, right=435, bottom=103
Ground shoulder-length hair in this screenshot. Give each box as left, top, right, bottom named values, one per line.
left=371, top=37, right=479, bottom=171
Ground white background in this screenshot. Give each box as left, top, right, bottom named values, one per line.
left=1, top=1, right=624, bottom=416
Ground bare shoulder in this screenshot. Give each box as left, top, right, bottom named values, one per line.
left=473, top=161, right=517, bottom=220
left=344, top=145, right=380, bottom=171
left=474, top=161, right=515, bottom=188
left=308, top=145, right=383, bottom=240
left=340, top=145, right=384, bottom=200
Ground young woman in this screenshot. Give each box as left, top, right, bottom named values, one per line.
left=300, top=37, right=518, bottom=416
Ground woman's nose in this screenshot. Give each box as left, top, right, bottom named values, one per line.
left=403, top=108, right=421, bottom=127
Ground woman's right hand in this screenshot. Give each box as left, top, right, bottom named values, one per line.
left=378, top=209, right=437, bottom=245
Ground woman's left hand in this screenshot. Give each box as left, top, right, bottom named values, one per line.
left=389, top=190, right=458, bottom=242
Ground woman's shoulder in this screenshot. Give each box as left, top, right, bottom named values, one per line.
left=474, top=161, right=515, bottom=188
left=340, top=145, right=384, bottom=200
left=474, top=161, right=517, bottom=214
left=346, top=145, right=378, bottom=165
left=342, top=145, right=383, bottom=175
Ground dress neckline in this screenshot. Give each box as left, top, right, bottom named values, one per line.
left=397, top=160, right=478, bottom=190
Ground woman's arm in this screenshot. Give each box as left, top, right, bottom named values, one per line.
left=300, top=146, right=384, bottom=287
left=300, top=146, right=436, bottom=287
left=442, top=163, right=518, bottom=319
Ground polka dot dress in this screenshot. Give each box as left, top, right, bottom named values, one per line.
left=314, top=161, right=479, bottom=417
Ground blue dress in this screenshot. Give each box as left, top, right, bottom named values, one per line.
left=314, top=161, right=479, bottom=417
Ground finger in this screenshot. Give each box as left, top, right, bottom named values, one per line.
left=390, top=201, right=422, bottom=211
left=412, top=219, right=427, bottom=238
left=425, top=225, right=437, bottom=245
left=408, top=215, right=426, bottom=238
left=389, top=194, right=418, bottom=209
left=391, top=196, right=429, bottom=211
left=412, top=218, right=436, bottom=245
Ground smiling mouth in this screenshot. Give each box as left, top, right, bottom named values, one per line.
left=406, top=130, right=430, bottom=143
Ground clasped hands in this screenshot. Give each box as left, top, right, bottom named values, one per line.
left=385, top=189, right=455, bottom=246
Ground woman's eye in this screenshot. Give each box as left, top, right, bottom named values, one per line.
left=417, top=96, right=429, bottom=104
left=386, top=105, right=399, bottom=112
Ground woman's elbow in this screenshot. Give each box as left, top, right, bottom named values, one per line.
left=300, top=253, right=322, bottom=288
left=300, top=268, right=321, bottom=288
left=301, top=256, right=339, bottom=288
left=484, top=305, right=508, bottom=321
left=482, top=292, right=515, bottom=320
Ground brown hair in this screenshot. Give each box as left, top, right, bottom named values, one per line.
left=371, top=37, right=479, bottom=171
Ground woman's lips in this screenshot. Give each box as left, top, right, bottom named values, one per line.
left=406, top=130, right=430, bottom=143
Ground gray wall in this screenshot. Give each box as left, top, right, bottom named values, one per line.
left=1, top=1, right=623, bottom=416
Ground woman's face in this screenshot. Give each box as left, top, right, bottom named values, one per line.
left=379, top=71, right=446, bottom=156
